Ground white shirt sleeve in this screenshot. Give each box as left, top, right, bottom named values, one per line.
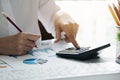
left=38, top=0, right=60, bottom=37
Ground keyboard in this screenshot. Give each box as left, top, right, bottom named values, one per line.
left=0, top=62, right=120, bottom=80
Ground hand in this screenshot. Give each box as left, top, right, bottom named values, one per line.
left=54, top=11, right=80, bottom=48
left=0, top=32, right=40, bottom=56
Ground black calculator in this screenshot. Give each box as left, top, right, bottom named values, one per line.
left=56, top=43, right=110, bottom=60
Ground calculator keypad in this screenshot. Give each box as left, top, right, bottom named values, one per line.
left=58, top=47, right=90, bottom=54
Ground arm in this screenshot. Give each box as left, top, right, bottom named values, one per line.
left=38, top=0, right=80, bottom=48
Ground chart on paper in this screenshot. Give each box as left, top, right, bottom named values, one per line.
left=0, top=40, right=72, bottom=70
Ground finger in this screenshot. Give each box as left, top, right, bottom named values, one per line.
left=24, top=40, right=36, bottom=47
left=70, top=38, right=80, bottom=49
left=55, top=29, right=61, bottom=43
left=19, top=45, right=33, bottom=55
left=64, top=34, right=70, bottom=42
left=17, top=50, right=26, bottom=56
left=23, top=46, right=33, bottom=52
left=17, top=48, right=27, bottom=56
left=25, top=33, right=40, bottom=41
left=17, top=45, right=33, bottom=55
left=64, top=33, right=80, bottom=49
left=72, top=23, right=79, bottom=38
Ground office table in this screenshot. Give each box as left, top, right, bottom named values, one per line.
left=0, top=40, right=120, bottom=80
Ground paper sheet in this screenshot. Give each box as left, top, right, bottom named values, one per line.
left=0, top=40, right=72, bottom=70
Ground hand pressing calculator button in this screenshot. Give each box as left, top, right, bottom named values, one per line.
left=56, top=43, right=110, bottom=60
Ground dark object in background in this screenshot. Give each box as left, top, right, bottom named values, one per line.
left=38, top=20, right=54, bottom=40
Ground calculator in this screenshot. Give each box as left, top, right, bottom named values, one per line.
left=56, top=43, right=110, bottom=60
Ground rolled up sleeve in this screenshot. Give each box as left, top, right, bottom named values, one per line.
left=38, top=0, right=60, bottom=37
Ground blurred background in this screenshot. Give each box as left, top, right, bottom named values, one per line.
left=55, top=0, right=117, bottom=46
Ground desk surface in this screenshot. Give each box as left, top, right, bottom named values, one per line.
left=0, top=40, right=120, bottom=80
left=1, top=1, right=120, bottom=80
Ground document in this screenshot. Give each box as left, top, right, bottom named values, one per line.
left=0, top=40, right=72, bottom=70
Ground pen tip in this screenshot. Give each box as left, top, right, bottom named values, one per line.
left=2, top=12, right=8, bottom=18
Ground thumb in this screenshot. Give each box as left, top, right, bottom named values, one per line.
left=55, top=30, right=61, bottom=43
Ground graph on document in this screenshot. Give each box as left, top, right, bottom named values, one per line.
left=9, top=47, right=55, bottom=58
left=8, top=47, right=56, bottom=65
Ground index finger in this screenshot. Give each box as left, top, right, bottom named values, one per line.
left=64, top=30, right=80, bottom=49
left=71, top=38, right=80, bottom=49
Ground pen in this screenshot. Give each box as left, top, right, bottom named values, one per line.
left=113, top=3, right=120, bottom=21
left=108, top=4, right=120, bottom=26
left=2, top=12, right=22, bottom=32
left=2, top=12, right=38, bottom=48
